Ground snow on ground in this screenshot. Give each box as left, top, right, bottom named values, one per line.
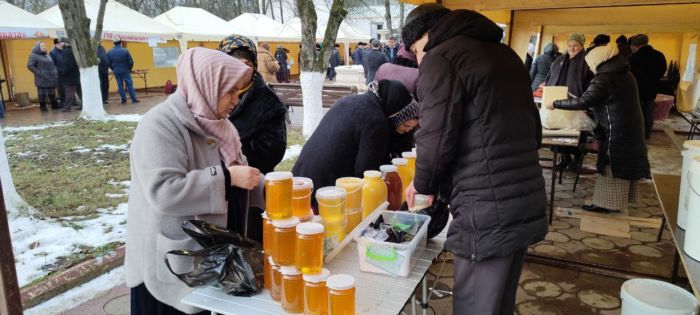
left=282, top=145, right=302, bottom=161
left=10, top=202, right=128, bottom=287
left=2, top=121, right=74, bottom=133
left=25, top=266, right=125, bottom=315
left=102, top=114, right=142, bottom=122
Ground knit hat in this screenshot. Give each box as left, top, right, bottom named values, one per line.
left=585, top=45, right=619, bottom=74
left=389, top=100, right=420, bottom=128
left=401, top=3, right=451, bottom=49
left=592, top=34, right=611, bottom=46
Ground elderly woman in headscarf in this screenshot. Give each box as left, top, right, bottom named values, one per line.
left=292, top=79, right=419, bottom=206
left=126, top=48, right=260, bottom=315
left=546, top=45, right=649, bottom=214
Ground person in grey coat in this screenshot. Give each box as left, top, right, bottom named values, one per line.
left=364, top=39, right=389, bottom=84
left=27, top=42, right=59, bottom=111
left=126, top=48, right=260, bottom=314
left=530, top=43, right=559, bottom=91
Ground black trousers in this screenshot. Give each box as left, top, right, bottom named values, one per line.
left=56, top=79, right=66, bottom=105
left=453, top=247, right=527, bottom=315
left=131, top=283, right=208, bottom=315
left=99, top=72, right=109, bottom=102
left=642, top=99, right=655, bottom=140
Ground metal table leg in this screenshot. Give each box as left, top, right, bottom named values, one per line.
left=550, top=147, right=558, bottom=224
left=422, top=277, right=428, bottom=315
left=657, top=216, right=666, bottom=242
left=672, top=250, right=681, bottom=284
left=411, top=293, right=417, bottom=315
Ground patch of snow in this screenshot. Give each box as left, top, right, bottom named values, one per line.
left=102, top=114, right=142, bottom=122
left=31, top=135, right=43, bottom=139
left=25, top=267, right=125, bottom=315
left=16, top=151, right=34, bottom=157
left=96, top=144, right=129, bottom=151
left=282, top=145, right=302, bottom=161
left=3, top=122, right=74, bottom=133
left=105, top=193, right=126, bottom=198
left=10, top=204, right=128, bottom=286
left=74, top=148, right=92, bottom=154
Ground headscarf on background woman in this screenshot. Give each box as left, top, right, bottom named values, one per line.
left=176, top=47, right=253, bottom=167
left=585, top=44, right=619, bottom=74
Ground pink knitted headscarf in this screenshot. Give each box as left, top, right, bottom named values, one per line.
left=176, top=47, right=253, bottom=166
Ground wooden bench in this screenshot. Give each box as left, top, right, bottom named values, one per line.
left=269, top=83, right=358, bottom=108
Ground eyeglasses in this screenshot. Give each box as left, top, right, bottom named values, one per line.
left=237, top=81, right=254, bottom=98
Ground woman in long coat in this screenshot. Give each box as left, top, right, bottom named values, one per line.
left=27, top=42, right=59, bottom=111
left=547, top=45, right=650, bottom=213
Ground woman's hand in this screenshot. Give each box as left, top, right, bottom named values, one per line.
left=228, top=166, right=262, bottom=190
left=545, top=101, right=555, bottom=110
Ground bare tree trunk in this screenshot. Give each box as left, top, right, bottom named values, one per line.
left=278, top=0, right=284, bottom=23
left=58, top=0, right=109, bottom=119
left=269, top=0, right=275, bottom=19
left=384, top=0, right=393, bottom=38
left=399, top=2, right=405, bottom=37
left=296, top=0, right=347, bottom=137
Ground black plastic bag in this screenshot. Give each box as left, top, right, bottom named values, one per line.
left=165, top=220, right=265, bottom=296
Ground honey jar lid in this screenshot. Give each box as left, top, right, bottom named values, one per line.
left=280, top=266, right=301, bottom=276
left=293, top=177, right=313, bottom=189
left=316, top=186, right=346, bottom=199
left=303, top=269, right=331, bottom=283
left=265, top=171, right=293, bottom=181
left=364, top=170, right=381, bottom=178
left=327, top=274, right=355, bottom=290
left=272, top=217, right=300, bottom=228
left=402, top=151, right=416, bottom=158
left=392, top=158, right=408, bottom=166
left=296, top=222, right=324, bottom=235
left=379, top=165, right=397, bottom=173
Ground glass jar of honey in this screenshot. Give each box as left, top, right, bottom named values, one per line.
left=361, top=170, right=387, bottom=218
left=380, top=165, right=403, bottom=210
left=303, top=269, right=330, bottom=315
left=264, top=253, right=271, bottom=290
left=270, top=256, right=281, bottom=301
left=272, top=217, right=300, bottom=265
left=266, top=171, right=293, bottom=220
left=293, top=177, right=314, bottom=221
left=323, top=218, right=347, bottom=254
left=327, top=274, right=355, bottom=315
left=392, top=158, right=411, bottom=204
left=262, top=212, right=274, bottom=255
left=344, top=208, right=362, bottom=234
left=280, top=266, right=304, bottom=314
left=402, top=151, right=417, bottom=179
left=316, top=187, right=346, bottom=224
left=296, top=222, right=324, bottom=274
left=335, top=177, right=363, bottom=210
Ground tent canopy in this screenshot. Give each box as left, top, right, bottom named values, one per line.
left=280, top=17, right=370, bottom=43
left=155, top=6, right=235, bottom=42
left=39, top=0, right=176, bottom=42
left=229, top=13, right=298, bottom=42
left=0, top=2, right=59, bottom=39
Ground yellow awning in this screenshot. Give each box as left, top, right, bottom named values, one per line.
left=400, top=0, right=700, bottom=11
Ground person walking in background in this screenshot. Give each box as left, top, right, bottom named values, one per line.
left=385, top=36, right=399, bottom=63
left=257, top=43, right=280, bottom=83
left=327, top=45, right=341, bottom=80
left=352, top=42, right=365, bottom=66
left=50, top=38, right=66, bottom=107
left=530, top=43, right=558, bottom=91
left=108, top=38, right=139, bottom=104
left=27, top=42, right=59, bottom=112
left=97, top=44, right=110, bottom=104
left=402, top=4, right=547, bottom=314
left=274, top=45, right=289, bottom=83
left=61, top=40, right=81, bottom=112
left=364, top=39, right=389, bottom=84
left=525, top=43, right=535, bottom=70
left=547, top=44, right=650, bottom=213
left=628, top=34, right=667, bottom=140
left=616, top=35, right=633, bottom=58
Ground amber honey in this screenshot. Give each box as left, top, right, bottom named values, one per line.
left=262, top=213, right=274, bottom=255
left=264, top=254, right=271, bottom=290
left=335, top=177, right=363, bottom=209
left=327, top=274, right=355, bottom=315
left=270, top=257, right=281, bottom=301
left=344, top=208, right=362, bottom=234
left=303, top=269, right=330, bottom=315
left=316, top=187, right=346, bottom=223
left=392, top=158, right=411, bottom=204
left=266, top=171, right=293, bottom=220
left=361, top=170, right=387, bottom=218
left=296, top=222, right=324, bottom=274
left=293, top=177, right=314, bottom=220
left=402, top=151, right=417, bottom=180
left=281, top=266, right=304, bottom=314
left=272, top=217, right=300, bottom=266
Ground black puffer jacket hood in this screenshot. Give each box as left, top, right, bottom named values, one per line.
left=425, top=9, right=503, bottom=51
left=543, top=43, right=558, bottom=56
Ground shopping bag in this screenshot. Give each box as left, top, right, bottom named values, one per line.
left=165, top=220, right=264, bottom=296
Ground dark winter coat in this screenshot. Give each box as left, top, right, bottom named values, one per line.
left=530, top=43, right=557, bottom=91
left=385, top=45, right=399, bottom=63
left=545, top=51, right=594, bottom=98
left=628, top=45, right=667, bottom=101
left=97, top=45, right=110, bottom=75
left=27, top=43, right=58, bottom=88
left=50, top=47, right=65, bottom=75
left=525, top=53, right=533, bottom=70
left=364, top=49, right=389, bottom=84
left=352, top=47, right=364, bottom=66
left=414, top=9, right=547, bottom=261
left=275, top=48, right=288, bottom=70
left=107, top=44, right=134, bottom=74
left=229, top=73, right=287, bottom=174
left=61, top=46, right=81, bottom=86
left=554, top=56, right=650, bottom=180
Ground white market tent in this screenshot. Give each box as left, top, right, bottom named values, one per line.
left=228, top=13, right=298, bottom=42
left=0, top=1, right=59, bottom=39
left=155, top=6, right=236, bottom=51
left=38, top=0, right=176, bottom=43
left=280, top=17, right=370, bottom=43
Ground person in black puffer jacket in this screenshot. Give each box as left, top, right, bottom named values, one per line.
left=218, top=34, right=288, bottom=242
left=61, top=42, right=81, bottom=112
left=402, top=4, right=547, bottom=314
left=548, top=45, right=649, bottom=214
left=292, top=80, right=419, bottom=208
left=27, top=42, right=59, bottom=111
left=530, top=43, right=558, bottom=91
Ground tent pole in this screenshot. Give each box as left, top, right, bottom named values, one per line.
left=344, top=41, right=350, bottom=66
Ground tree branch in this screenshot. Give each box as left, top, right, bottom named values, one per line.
left=93, top=0, right=107, bottom=48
